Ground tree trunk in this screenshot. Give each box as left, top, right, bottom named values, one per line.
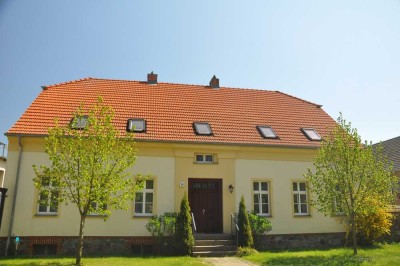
left=351, top=212, right=358, bottom=255
left=76, top=214, right=86, bottom=265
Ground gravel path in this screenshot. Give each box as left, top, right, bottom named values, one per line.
left=203, top=257, right=258, bottom=266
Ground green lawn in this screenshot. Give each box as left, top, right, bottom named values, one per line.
left=0, top=256, right=205, bottom=266
left=244, top=243, right=400, bottom=265
left=1, top=244, right=400, bottom=266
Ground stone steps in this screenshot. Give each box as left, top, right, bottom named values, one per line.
left=193, top=234, right=237, bottom=257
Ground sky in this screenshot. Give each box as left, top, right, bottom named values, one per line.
left=1, top=0, right=400, bottom=152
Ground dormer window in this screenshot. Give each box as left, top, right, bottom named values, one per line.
left=257, top=126, right=278, bottom=139
left=127, top=119, right=146, bottom=133
left=193, top=122, right=213, bottom=136
left=301, top=128, right=322, bottom=141
left=70, top=115, right=88, bottom=130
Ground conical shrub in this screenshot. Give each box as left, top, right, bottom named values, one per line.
left=175, top=192, right=194, bottom=255
left=238, top=195, right=254, bottom=248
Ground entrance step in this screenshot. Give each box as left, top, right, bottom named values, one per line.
left=193, top=234, right=237, bottom=257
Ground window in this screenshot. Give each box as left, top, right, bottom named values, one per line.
left=253, top=181, right=270, bottom=215
left=70, top=115, right=88, bottom=129
left=195, top=154, right=215, bottom=164
left=257, top=126, right=278, bottom=139
left=37, top=177, right=59, bottom=214
left=293, top=181, right=309, bottom=215
left=88, top=201, right=107, bottom=215
left=134, top=180, right=154, bottom=215
left=301, top=128, right=322, bottom=141
left=193, top=122, right=213, bottom=135
left=127, top=119, right=146, bottom=132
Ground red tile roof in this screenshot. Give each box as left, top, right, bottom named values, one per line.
left=7, top=77, right=337, bottom=148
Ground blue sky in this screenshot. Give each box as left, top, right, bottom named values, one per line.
left=1, top=0, right=400, bottom=149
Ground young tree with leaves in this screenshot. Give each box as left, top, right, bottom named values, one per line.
left=33, top=98, right=144, bottom=265
left=237, top=196, right=254, bottom=248
left=305, top=114, right=397, bottom=255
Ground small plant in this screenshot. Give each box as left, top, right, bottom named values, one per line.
left=175, top=193, right=194, bottom=255
left=236, top=246, right=258, bottom=257
left=355, top=198, right=393, bottom=245
left=237, top=196, right=254, bottom=248
left=146, top=212, right=177, bottom=253
left=248, top=211, right=272, bottom=249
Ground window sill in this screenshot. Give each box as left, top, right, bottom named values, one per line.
left=35, top=213, right=58, bottom=217
left=293, top=214, right=311, bottom=217
left=257, top=214, right=272, bottom=218
left=133, top=214, right=153, bottom=218
left=194, top=162, right=217, bottom=165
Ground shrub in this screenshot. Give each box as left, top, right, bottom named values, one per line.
left=355, top=198, right=393, bottom=245
left=236, top=246, right=258, bottom=257
left=248, top=211, right=272, bottom=249
left=237, top=196, right=254, bottom=248
left=145, top=212, right=177, bottom=253
left=175, top=193, right=194, bottom=255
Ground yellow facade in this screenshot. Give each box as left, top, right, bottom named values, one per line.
left=0, top=136, right=345, bottom=238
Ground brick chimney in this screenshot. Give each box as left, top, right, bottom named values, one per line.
left=147, top=71, right=158, bottom=84
left=209, top=75, right=219, bottom=89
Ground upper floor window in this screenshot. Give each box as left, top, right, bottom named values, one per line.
left=127, top=119, right=146, bottom=133
left=195, top=154, right=215, bottom=164
left=293, top=181, right=309, bottom=215
left=70, top=115, right=88, bottom=130
left=37, top=177, right=59, bottom=214
left=134, top=180, right=154, bottom=216
left=301, top=128, right=322, bottom=141
left=257, top=126, right=278, bottom=139
left=193, top=122, right=213, bottom=136
left=253, top=181, right=270, bottom=215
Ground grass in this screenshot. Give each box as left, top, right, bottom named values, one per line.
left=1, top=244, right=400, bottom=265
left=0, top=256, right=205, bottom=266
left=244, top=243, right=400, bottom=265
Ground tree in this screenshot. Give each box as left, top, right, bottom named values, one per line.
left=33, top=98, right=144, bottom=265
left=175, top=193, right=194, bottom=255
left=305, top=114, right=397, bottom=255
left=237, top=196, right=254, bottom=248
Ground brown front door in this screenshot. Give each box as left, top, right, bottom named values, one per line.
left=188, top=178, right=222, bottom=233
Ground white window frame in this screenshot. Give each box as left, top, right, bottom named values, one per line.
left=253, top=181, right=271, bottom=216
left=293, top=181, right=309, bottom=216
left=127, top=119, right=146, bottom=133
left=37, top=177, right=59, bottom=215
left=195, top=154, right=215, bottom=164
left=134, top=180, right=154, bottom=216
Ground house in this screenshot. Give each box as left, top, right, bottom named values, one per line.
left=374, top=137, right=400, bottom=204
left=0, top=74, right=346, bottom=256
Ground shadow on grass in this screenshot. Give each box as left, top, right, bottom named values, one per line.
left=263, top=244, right=384, bottom=254
left=261, top=255, right=373, bottom=266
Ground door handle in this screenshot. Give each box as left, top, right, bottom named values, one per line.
left=202, top=209, right=206, bottom=215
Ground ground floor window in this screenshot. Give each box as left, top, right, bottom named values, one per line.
left=253, top=181, right=270, bottom=215
left=293, top=181, right=309, bottom=215
left=134, top=180, right=154, bottom=215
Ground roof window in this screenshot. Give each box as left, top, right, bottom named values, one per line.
left=70, top=115, right=88, bottom=130
left=257, top=126, right=278, bottom=139
left=193, top=122, right=213, bottom=136
left=301, top=128, right=322, bottom=141
left=127, top=119, right=146, bottom=132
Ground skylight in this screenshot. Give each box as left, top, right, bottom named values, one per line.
left=193, top=122, right=213, bottom=135
left=70, top=115, right=88, bottom=130
left=127, top=119, right=146, bottom=132
left=257, top=126, right=278, bottom=139
left=301, top=128, right=322, bottom=141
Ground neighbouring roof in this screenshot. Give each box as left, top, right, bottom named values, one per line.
left=7, top=77, right=337, bottom=148
left=374, top=136, right=400, bottom=172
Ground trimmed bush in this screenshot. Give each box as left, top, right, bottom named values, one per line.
left=175, top=193, right=194, bottom=255
left=145, top=212, right=177, bottom=254
left=248, top=211, right=272, bottom=249
left=237, top=196, right=254, bottom=248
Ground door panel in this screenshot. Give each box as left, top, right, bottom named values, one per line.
left=188, top=179, right=222, bottom=233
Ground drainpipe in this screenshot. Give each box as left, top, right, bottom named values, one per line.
left=5, top=135, right=23, bottom=256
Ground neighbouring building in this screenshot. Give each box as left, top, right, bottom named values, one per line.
left=0, top=74, right=347, bottom=256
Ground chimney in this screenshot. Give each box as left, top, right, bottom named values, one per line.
left=147, top=71, right=158, bottom=84
left=209, top=75, right=219, bottom=89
